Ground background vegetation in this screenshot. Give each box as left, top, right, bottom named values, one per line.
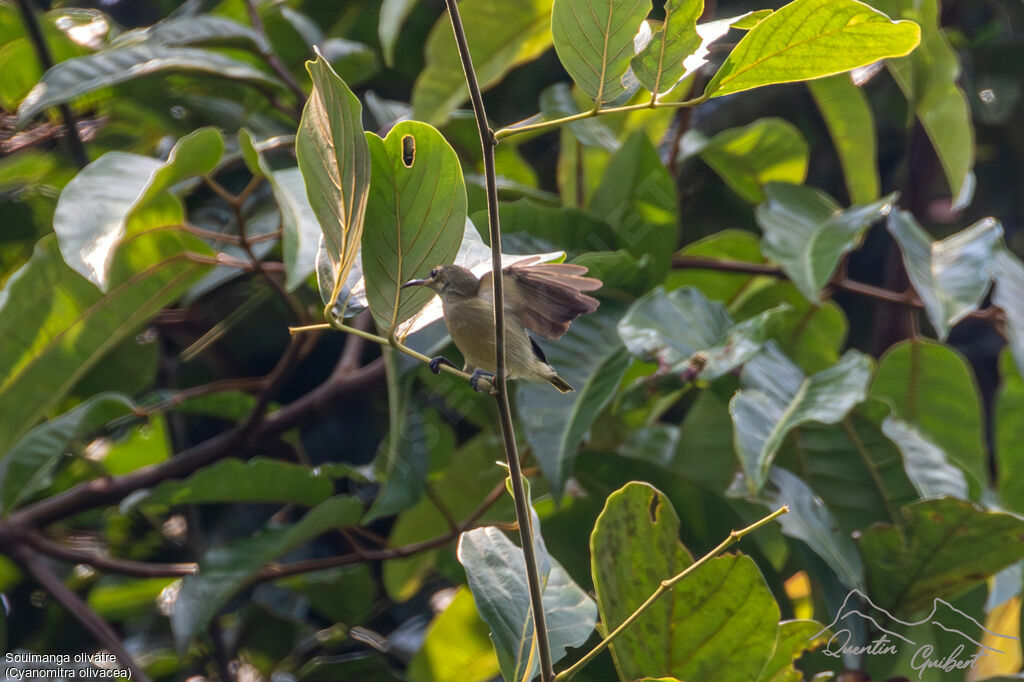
left=1, top=0, right=1024, bottom=680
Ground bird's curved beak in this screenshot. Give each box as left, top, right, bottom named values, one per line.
left=402, top=278, right=428, bottom=289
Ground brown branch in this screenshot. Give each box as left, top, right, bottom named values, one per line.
left=245, top=0, right=308, bottom=105
left=0, top=529, right=153, bottom=682
left=22, top=530, right=197, bottom=578
left=444, top=1, right=554, bottom=678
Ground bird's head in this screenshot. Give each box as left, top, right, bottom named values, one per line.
left=402, top=264, right=479, bottom=300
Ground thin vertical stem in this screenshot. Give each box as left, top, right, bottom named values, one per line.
left=14, top=0, right=89, bottom=168
left=443, top=1, right=555, bottom=680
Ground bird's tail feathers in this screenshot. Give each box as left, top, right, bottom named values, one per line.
left=548, top=375, right=574, bottom=393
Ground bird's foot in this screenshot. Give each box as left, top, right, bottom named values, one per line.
left=469, top=369, right=496, bottom=394
left=428, top=356, right=457, bottom=375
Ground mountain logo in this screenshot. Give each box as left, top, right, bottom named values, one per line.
left=811, top=589, right=1018, bottom=677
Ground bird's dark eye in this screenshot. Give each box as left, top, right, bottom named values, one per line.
left=430, top=267, right=440, bottom=278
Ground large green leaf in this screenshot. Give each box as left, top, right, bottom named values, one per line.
left=871, top=0, right=973, bottom=203
left=731, top=343, right=872, bottom=493
left=588, top=131, right=677, bottom=277
left=458, top=498, right=596, bottom=682
left=411, top=0, right=552, bottom=124
left=618, top=286, right=787, bottom=379
left=993, top=248, right=1024, bottom=378
left=858, top=498, right=1024, bottom=616
left=886, top=210, right=1002, bottom=340
left=704, top=0, right=920, bottom=98
left=666, top=229, right=767, bottom=302
left=0, top=22, right=89, bottom=111
left=591, top=482, right=780, bottom=681
left=53, top=128, right=223, bottom=289
left=378, top=0, right=418, bottom=67
left=134, top=458, right=334, bottom=511
left=239, top=130, right=320, bottom=291
left=774, top=401, right=918, bottom=533
left=517, top=305, right=626, bottom=495
left=0, top=232, right=210, bottom=457
left=869, top=338, right=987, bottom=485
left=881, top=417, right=968, bottom=499
left=16, top=46, right=280, bottom=126
left=407, top=587, right=499, bottom=682
left=695, top=118, right=809, bottom=203
left=756, top=619, right=831, bottom=682
left=758, top=468, right=865, bottom=591
left=362, top=121, right=466, bottom=332
left=0, top=393, right=135, bottom=514
left=808, top=74, right=880, bottom=205
left=552, top=0, right=649, bottom=104
left=996, top=350, right=1024, bottom=515
left=755, top=183, right=897, bottom=303
left=631, top=0, right=703, bottom=96
left=170, top=495, right=363, bottom=649
left=296, top=53, right=371, bottom=311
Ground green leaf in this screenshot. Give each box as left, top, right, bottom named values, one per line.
left=773, top=401, right=918, bottom=532
left=996, top=351, right=1024, bottom=515
left=134, top=458, right=334, bottom=511
left=666, top=229, right=767, bottom=301
left=54, top=128, right=224, bottom=289
left=378, top=0, right=418, bottom=68
left=808, top=74, right=880, bottom=205
left=407, top=587, right=500, bottom=682
left=858, top=497, right=1024, bottom=616
left=870, top=339, right=987, bottom=485
left=0, top=233, right=209, bottom=457
left=881, top=417, right=968, bottom=499
left=486, top=198, right=619, bottom=254
left=591, top=482, right=780, bottom=681
left=618, top=286, right=788, bottom=379
left=589, top=130, right=678, bottom=277
left=296, top=52, right=371, bottom=310
left=412, top=0, right=552, bottom=124
left=704, top=0, right=921, bottom=98
left=993, top=248, right=1024, bottom=378
left=111, top=14, right=270, bottom=52
left=170, top=495, right=363, bottom=649
left=517, top=304, right=626, bottom=495
left=16, top=46, right=281, bottom=126
left=239, top=131, right=321, bottom=291
left=756, top=619, right=830, bottom=682
left=88, top=577, right=176, bottom=622
left=697, top=118, right=809, bottom=203
left=0, top=393, right=135, bottom=514
left=755, top=183, right=897, bottom=303
left=871, top=0, right=973, bottom=203
left=731, top=343, right=872, bottom=493
left=886, top=210, right=1002, bottom=340
left=458, top=501, right=596, bottom=682
left=539, top=83, right=619, bottom=151
left=362, top=121, right=467, bottom=332
left=757, top=468, right=865, bottom=591
left=274, top=564, right=376, bottom=625
left=0, top=26, right=89, bottom=111
left=631, top=0, right=703, bottom=96
left=552, top=0, right=649, bottom=104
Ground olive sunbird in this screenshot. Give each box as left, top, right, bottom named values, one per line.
left=402, top=257, right=601, bottom=393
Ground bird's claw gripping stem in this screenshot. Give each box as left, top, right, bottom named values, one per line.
left=428, top=356, right=457, bottom=375
left=469, top=369, right=496, bottom=393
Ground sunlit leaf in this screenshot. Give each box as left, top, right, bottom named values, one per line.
left=996, top=351, right=1024, bottom=515
left=362, top=121, right=466, bottom=332
left=631, top=0, right=703, bottom=96
left=111, top=14, right=270, bottom=52
left=296, top=51, right=371, bottom=311
left=704, top=0, right=921, bottom=98
left=755, top=183, right=897, bottom=303
left=552, top=0, right=649, bottom=104
left=886, top=210, right=1001, bottom=340
left=808, top=74, right=880, bottom=205
left=882, top=417, right=969, bottom=500
left=993, top=249, right=1024, bottom=378
left=407, top=587, right=500, bottom=682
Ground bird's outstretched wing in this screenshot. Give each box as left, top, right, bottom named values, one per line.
left=479, top=257, right=601, bottom=339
